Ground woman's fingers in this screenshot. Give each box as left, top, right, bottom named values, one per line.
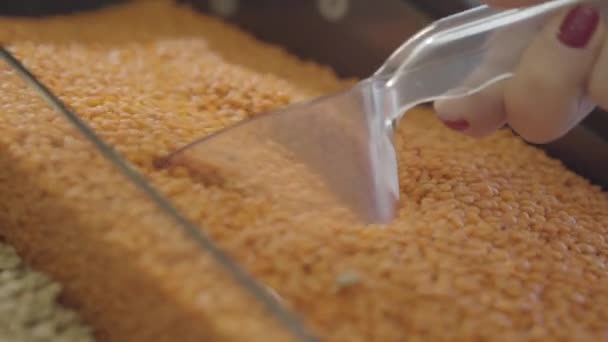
left=434, top=81, right=507, bottom=138
left=434, top=19, right=533, bottom=137
left=434, top=3, right=606, bottom=143
left=505, top=5, right=605, bottom=144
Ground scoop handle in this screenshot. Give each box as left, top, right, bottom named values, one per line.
left=373, top=0, right=607, bottom=122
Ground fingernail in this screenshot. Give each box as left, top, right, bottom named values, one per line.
left=441, top=119, right=470, bottom=131
left=558, top=5, right=600, bottom=49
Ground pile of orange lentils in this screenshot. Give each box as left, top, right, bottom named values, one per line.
left=0, top=1, right=606, bottom=341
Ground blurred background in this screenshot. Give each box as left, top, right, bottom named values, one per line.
left=0, top=0, right=605, bottom=188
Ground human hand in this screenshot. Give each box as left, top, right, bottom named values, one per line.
left=434, top=1, right=606, bottom=143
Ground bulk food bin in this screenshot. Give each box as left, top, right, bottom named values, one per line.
left=0, top=29, right=306, bottom=342
left=0, top=1, right=607, bottom=342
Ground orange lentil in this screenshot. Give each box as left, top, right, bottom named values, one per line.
left=0, top=1, right=606, bottom=342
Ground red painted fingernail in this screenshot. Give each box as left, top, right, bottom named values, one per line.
left=442, top=119, right=470, bottom=131
left=558, top=5, right=600, bottom=49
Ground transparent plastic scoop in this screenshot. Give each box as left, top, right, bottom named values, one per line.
left=157, top=0, right=605, bottom=225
